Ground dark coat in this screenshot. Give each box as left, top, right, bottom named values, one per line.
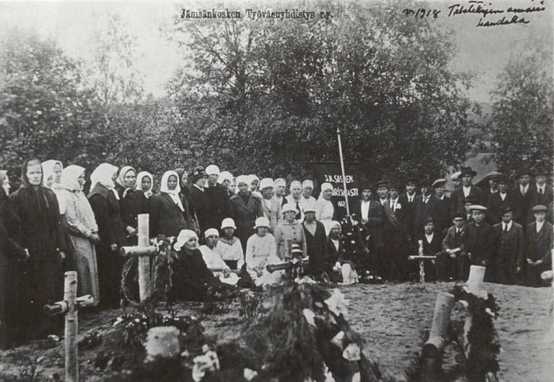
left=529, top=185, right=553, bottom=215
left=419, top=232, right=443, bottom=257
left=487, top=192, right=515, bottom=225
left=450, top=185, right=484, bottom=217
left=430, top=195, right=451, bottom=236
left=5, top=184, right=67, bottom=337
left=491, top=221, right=524, bottom=284
left=440, top=224, right=471, bottom=281
left=399, top=192, right=418, bottom=239
left=414, top=194, right=433, bottom=234
left=512, top=185, right=534, bottom=225
left=189, top=186, right=209, bottom=232
left=168, top=247, right=215, bottom=302
left=230, top=192, right=263, bottom=248
left=149, top=193, right=196, bottom=238
left=303, top=221, right=328, bottom=275
left=115, top=186, right=148, bottom=231
left=525, top=221, right=553, bottom=286
left=466, top=221, right=496, bottom=266
left=203, top=183, right=231, bottom=232
left=352, top=199, right=384, bottom=248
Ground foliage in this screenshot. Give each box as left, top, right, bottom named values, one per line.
left=168, top=0, right=474, bottom=180
left=485, top=39, right=553, bottom=177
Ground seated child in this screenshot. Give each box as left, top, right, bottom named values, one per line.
left=199, top=228, right=239, bottom=285
left=215, top=218, right=244, bottom=270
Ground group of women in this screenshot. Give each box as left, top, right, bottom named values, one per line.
left=0, top=159, right=340, bottom=348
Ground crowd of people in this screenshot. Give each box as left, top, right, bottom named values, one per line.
left=0, top=159, right=552, bottom=349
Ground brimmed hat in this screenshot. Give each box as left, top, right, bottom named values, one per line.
left=282, top=203, right=297, bottom=215
left=452, top=212, right=465, bottom=220
left=274, top=178, right=286, bottom=187
left=302, top=179, right=314, bottom=189
left=483, top=171, right=502, bottom=181
left=259, top=178, right=274, bottom=190
left=205, top=165, right=220, bottom=176
left=424, top=217, right=434, bottom=225
left=190, top=166, right=207, bottom=183
left=291, top=243, right=303, bottom=255
left=532, top=204, right=548, bottom=213
left=221, top=218, right=236, bottom=230
left=320, top=182, right=333, bottom=192
left=469, top=204, right=487, bottom=212
left=432, top=178, right=447, bottom=188
left=254, top=217, right=270, bottom=229
left=303, top=201, right=317, bottom=214
left=376, top=180, right=388, bottom=189
left=516, top=167, right=533, bottom=178
left=204, top=228, right=219, bottom=238
left=460, top=166, right=477, bottom=177
left=501, top=205, right=513, bottom=214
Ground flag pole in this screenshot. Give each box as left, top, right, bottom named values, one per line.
left=337, top=127, right=351, bottom=217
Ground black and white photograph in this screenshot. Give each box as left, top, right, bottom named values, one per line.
left=0, top=0, right=552, bottom=381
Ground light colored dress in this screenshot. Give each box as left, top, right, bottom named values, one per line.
left=241, top=233, right=282, bottom=285
left=273, top=221, right=307, bottom=260
left=199, top=244, right=239, bottom=285
left=58, top=189, right=100, bottom=304
left=215, top=237, right=244, bottom=263
left=316, top=198, right=335, bottom=235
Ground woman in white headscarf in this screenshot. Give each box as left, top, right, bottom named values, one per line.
left=114, top=166, right=142, bottom=244
left=150, top=171, right=197, bottom=238
left=88, top=163, right=125, bottom=308
left=316, top=182, right=336, bottom=235
left=58, top=165, right=100, bottom=304
left=135, top=171, right=154, bottom=214
left=41, top=160, right=63, bottom=189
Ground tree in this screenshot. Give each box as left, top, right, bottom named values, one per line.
left=168, top=0, right=474, bottom=181
left=486, top=40, right=553, bottom=176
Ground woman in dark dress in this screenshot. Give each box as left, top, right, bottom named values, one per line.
left=88, top=163, right=125, bottom=308
left=114, top=166, right=141, bottom=245
left=302, top=204, right=329, bottom=278
left=5, top=159, right=68, bottom=340
left=135, top=171, right=154, bottom=215
left=150, top=171, right=197, bottom=238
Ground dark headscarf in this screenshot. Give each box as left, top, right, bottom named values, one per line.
left=19, top=158, right=53, bottom=218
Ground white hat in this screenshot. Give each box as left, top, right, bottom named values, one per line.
left=218, top=171, right=233, bottom=184
left=282, top=203, right=298, bottom=215
left=320, top=182, right=333, bottom=192
left=174, top=229, right=199, bottom=251
left=260, top=178, right=275, bottom=190
left=204, top=228, right=219, bottom=238
left=329, top=221, right=341, bottom=230
left=254, top=217, right=270, bottom=229
left=249, top=174, right=259, bottom=183
left=236, top=175, right=249, bottom=186
left=221, top=218, right=236, bottom=230
left=274, top=178, right=286, bottom=187
left=469, top=204, right=487, bottom=211
left=303, top=201, right=317, bottom=214
left=206, top=165, right=220, bottom=176
left=302, top=179, right=314, bottom=189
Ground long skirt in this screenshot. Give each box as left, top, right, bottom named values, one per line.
left=70, top=235, right=100, bottom=306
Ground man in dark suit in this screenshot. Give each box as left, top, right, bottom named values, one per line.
left=491, top=206, right=525, bottom=284
left=465, top=204, right=496, bottom=268
left=352, top=183, right=385, bottom=277
left=399, top=178, right=418, bottom=244
left=414, top=180, right=433, bottom=237
left=203, top=165, right=231, bottom=232
left=480, top=171, right=502, bottom=204
left=529, top=169, right=553, bottom=213
left=430, top=178, right=451, bottom=238
left=512, top=168, right=534, bottom=226
left=450, top=166, right=484, bottom=219
left=487, top=175, right=514, bottom=224
left=524, top=205, right=553, bottom=287
left=189, top=166, right=210, bottom=234
left=439, top=212, right=471, bottom=281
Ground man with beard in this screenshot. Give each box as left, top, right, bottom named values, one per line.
left=204, top=165, right=231, bottom=232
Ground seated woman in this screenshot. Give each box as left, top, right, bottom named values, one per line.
left=169, top=229, right=235, bottom=302
left=199, top=228, right=240, bottom=286
left=240, top=217, right=282, bottom=286
left=214, top=218, right=244, bottom=270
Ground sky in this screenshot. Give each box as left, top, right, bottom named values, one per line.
left=0, top=0, right=551, bottom=103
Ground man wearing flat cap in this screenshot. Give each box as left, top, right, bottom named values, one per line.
left=450, top=166, right=484, bottom=219
left=465, top=204, right=496, bottom=270
left=524, top=204, right=553, bottom=287
left=491, top=206, right=524, bottom=285
left=204, top=165, right=232, bottom=232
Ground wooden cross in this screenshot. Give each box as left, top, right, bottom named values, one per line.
left=408, top=240, right=436, bottom=282
left=43, top=271, right=95, bottom=382
left=120, top=214, right=157, bottom=301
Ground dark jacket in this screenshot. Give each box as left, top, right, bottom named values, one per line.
left=230, top=192, right=263, bottom=246
left=512, top=184, right=534, bottom=225
left=303, top=220, right=328, bottom=275
left=414, top=194, right=433, bottom=234
left=529, top=185, right=553, bottom=216
left=115, top=186, right=148, bottom=231
left=203, top=183, right=231, bottom=231
left=399, top=192, right=418, bottom=239
left=492, top=221, right=524, bottom=271
left=526, top=221, right=553, bottom=263
left=189, top=186, right=209, bottom=232
left=451, top=185, right=484, bottom=217
left=352, top=199, right=384, bottom=247
left=88, top=184, right=125, bottom=247
left=466, top=221, right=496, bottom=266
left=487, top=191, right=515, bottom=224
left=419, top=232, right=443, bottom=257
left=149, top=193, right=196, bottom=238
left=442, top=224, right=470, bottom=255
left=430, top=195, right=451, bottom=235
left=169, top=247, right=215, bottom=302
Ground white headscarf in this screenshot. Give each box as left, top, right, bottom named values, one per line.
left=174, top=229, right=199, bottom=251
left=42, top=159, right=63, bottom=188
left=136, top=171, right=154, bottom=198
left=90, top=163, right=119, bottom=198
left=116, top=165, right=136, bottom=198
left=318, top=182, right=334, bottom=200
left=218, top=171, right=234, bottom=184
left=61, top=165, right=85, bottom=192
left=160, top=171, right=184, bottom=211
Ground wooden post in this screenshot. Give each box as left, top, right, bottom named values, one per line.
left=43, top=271, right=95, bottom=382
left=120, top=214, right=157, bottom=302
left=408, top=255, right=436, bottom=282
